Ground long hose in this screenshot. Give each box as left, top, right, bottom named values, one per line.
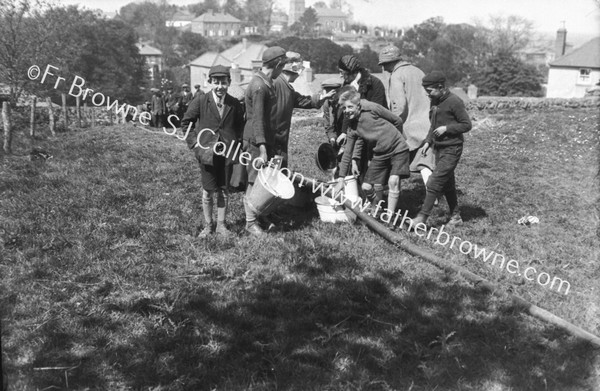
left=295, top=175, right=600, bottom=348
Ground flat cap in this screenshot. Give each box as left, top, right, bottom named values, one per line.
left=422, top=70, right=446, bottom=87
left=321, top=77, right=343, bottom=89
left=378, top=45, right=402, bottom=65
left=209, top=64, right=230, bottom=78
left=194, top=84, right=200, bottom=88
left=181, top=83, right=189, bottom=88
left=262, top=46, right=286, bottom=63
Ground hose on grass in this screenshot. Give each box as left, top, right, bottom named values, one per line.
left=296, top=176, right=600, bottom=349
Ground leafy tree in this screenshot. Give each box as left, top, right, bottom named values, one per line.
left=223, top=0, right=245, bottom=20
left=188, top=0, right=220, bottom=16
left=118, top=1, right=173, bottom=42
left=313, top=1, right=328, bottom=8
left=397, top=17, right=445, bottom=59
left=299, top=7, right=318, bottom=35
left=473, top=52, right=543, bottom=96
left=355, top=45, right=379, bottom=73
left=268, top=36, right=353, bottom=73
left=475, top=15, right=534, bottom=57
left=0, top=0, right=57, bottom=103
left=245, top=0, right=275, bottom=34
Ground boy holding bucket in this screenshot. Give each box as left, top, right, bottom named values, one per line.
left=243, top=46, right=288, bottom=236
left=337, top=89, right=410, bottom=220
left=181, top=65, right=245, bottom=238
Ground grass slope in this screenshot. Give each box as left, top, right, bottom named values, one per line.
left=1, top=107, right=599, bottom=390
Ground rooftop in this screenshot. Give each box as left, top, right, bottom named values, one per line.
left=193, top=11, right=241, bottom=24
left=550, top=37, right=600, bottom=68
left=136, top=43, right=162, bottom=56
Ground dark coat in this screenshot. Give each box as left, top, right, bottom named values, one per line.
left=272, top=74, right=319, bottom=154
left=243, top=71, right=277, bottom=148
left=181, top=91, right=245, bottom=165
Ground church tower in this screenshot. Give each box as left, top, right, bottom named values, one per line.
left=288, top=0, right=305, bottom=26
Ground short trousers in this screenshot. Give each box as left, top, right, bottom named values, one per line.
left=200, top=154, right=232, bottom=192
left=364, top=150, right=410, bottom=185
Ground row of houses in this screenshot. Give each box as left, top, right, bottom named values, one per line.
left=166, top=3, right=349, bottom=38
left=138, top=23, right=599, bottom=99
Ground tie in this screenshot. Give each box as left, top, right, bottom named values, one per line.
left=217, top=100, right=224, bottom=117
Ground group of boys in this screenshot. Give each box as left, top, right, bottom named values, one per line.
left=325, top=46, right=472, bottom=230
left=179, top=43, right=472, bottom=238
left=148, top=84, right=196, bottom=128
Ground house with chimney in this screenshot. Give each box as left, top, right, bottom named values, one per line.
left=188, top=38, right=314, bottom=96
left=546, top=24, right=600, bottom=98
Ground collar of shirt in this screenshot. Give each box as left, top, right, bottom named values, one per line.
left=212, top=91, right=223, bottom=107
left=256, top=71, right=274, bottom=89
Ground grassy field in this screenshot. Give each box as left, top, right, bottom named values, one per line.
left=1, top=106, right=599, bottom=390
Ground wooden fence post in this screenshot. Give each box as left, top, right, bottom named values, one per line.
left=83, top=102, right=88, bottom=127
left=47, top=97, right=55, bottom=137
left=30, top=97, right=36, bottom=139
left=3, top=102, right=12, bottom=154
left=76, top=95, right=81, bottom=128
left=61, top=93, right=68, bottom=131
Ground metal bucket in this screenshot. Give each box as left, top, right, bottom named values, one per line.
left=246, top=165, right=295, bottom=215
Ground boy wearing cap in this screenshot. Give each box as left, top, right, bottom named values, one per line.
left=272, top=52, right=335, bottom=167
left=243, top=46, right=287, bottom=236
left=412, top=71, right=471, bottom=228
left=181, top=65, right=245, bottom=238
left=378, top=45, right=435, bottom=188
left=337, top=89, right=409, bottom=219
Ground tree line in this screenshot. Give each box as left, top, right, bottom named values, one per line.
left=0, top=0, right=545, bottom=109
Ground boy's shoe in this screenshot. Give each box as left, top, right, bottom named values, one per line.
left=216, top=223, right=233, bottom=236
left=259, top=216, right=277, bottom=232
left=245, top=222, right=265, bottom=236
left=406, top=213, right=428, bottom=231
left=197, top=224, right=214, bottom=239
left=447, top=213, right=463, bottom=227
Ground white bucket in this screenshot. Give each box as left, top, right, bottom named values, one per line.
left=343, top=175, right=359, bottom=202
left=315, top=196, right=356, bottom=224
left=246, top=165, right=295, bottom=215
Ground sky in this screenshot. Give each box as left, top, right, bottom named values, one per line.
left=55, top=0, right=600, bottom=37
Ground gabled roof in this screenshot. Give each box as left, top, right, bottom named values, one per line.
left=550, top=37, right=600, bottom=68
left=136, top=43, right=162, bottom=56
left=189, top=52, right=219, bottom=67
left=170, top=10, right=195, bottom=21
left=193, top=11, right=241, bottom=23
left=189, top=41, right=268, bottom=70
left=219, top=41, right=269, bottom=70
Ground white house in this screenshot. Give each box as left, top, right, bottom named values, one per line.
left=546, top=37, right=600, bottom=98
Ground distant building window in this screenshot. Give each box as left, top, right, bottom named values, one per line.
left=578, top=68, right=591, bottom=84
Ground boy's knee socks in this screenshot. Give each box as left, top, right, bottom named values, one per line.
left=202, top=189, right=214, bottom=224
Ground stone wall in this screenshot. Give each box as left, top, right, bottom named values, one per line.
left=466, top=96, right=600, bottom=111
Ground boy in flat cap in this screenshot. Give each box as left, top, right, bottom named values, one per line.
left=378, top=45, right=435, bottom=189
left=272, top=52, right=335, bottom=168
left=243, top=46, right=287, bottom=236
left=411, top=71, right=471, bottom=228
left=181, top=65, right=245, bottom=238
